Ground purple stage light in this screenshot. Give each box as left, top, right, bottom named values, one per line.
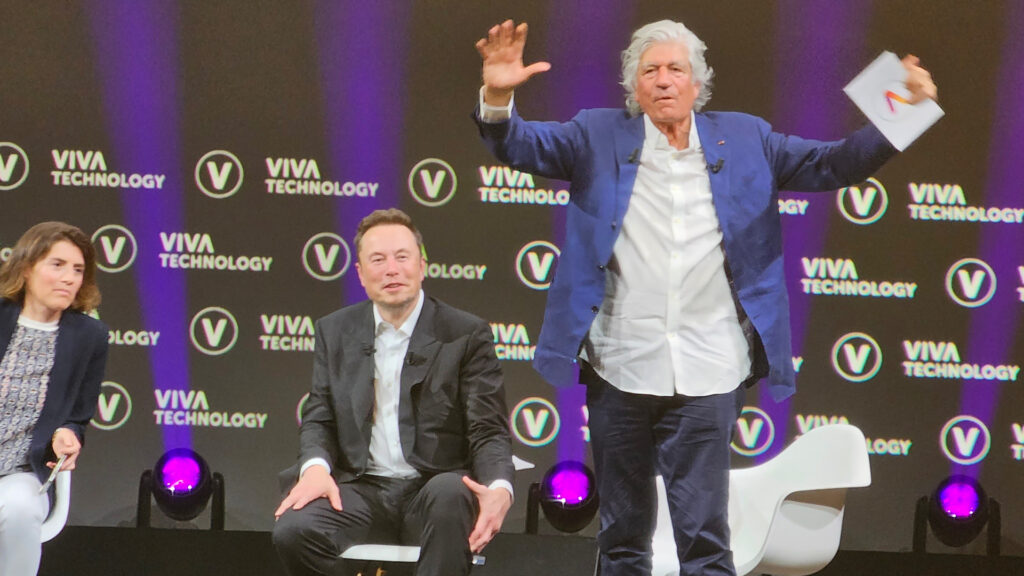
left=926, top=475, right=993, bottom=549
left=545, top=462, right=593, bottom=506
left=151, top=448, right=214, bottom=522
left=161, top=455, right=202, bottom=494
left=937, top=476, right=982, bottom=519
left=537, top=461, right=599, bottom=533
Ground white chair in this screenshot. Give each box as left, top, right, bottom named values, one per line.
left=651, top=424, right=871, bottom=576
left=40, top=470, right=72, bottom=543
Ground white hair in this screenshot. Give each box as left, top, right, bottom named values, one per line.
left=620, top=20, right=714, bottom=116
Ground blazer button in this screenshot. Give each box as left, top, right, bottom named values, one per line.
left=591, top=305, right=599, bottom=313
left=597, top=264, right=605, bottom=271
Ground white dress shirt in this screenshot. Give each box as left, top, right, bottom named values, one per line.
left=583, top=113, right=750, bottom=397
left=364, top=292, right=425, bottom=478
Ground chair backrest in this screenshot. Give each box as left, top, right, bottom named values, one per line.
left=40, top=470, right=72, bottom=543
left=651, top=424, right=871, bottom=576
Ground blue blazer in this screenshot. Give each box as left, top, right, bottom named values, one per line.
left=476, top=108, right=895, bottom=401
left=0, top=299, right=108, bottom=483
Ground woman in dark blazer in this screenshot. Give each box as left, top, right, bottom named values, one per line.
left=0, top=221, right=108, bottom=576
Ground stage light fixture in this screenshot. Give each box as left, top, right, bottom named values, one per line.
left=912, top=474, right=1000, bottom=555
left=526, top=460, right=599, bottom=534
left=137, top=448, right=225, bottom=529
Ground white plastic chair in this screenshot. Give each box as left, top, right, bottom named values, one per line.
left=40, top=470, right=72, bottom=543
left=651, top=424, right=871, bottom=576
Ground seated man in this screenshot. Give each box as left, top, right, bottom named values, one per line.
left=273, top=208, right=514, bottom=576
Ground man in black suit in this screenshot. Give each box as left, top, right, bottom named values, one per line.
left=273, top=208, right=514, bottom=576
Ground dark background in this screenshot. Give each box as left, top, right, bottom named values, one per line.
left=1, top=0, right=1021, bottom=556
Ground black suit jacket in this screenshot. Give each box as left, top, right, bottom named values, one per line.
left=0, top=298, right=108, bottom=483
left=287, top=295, right=513, bottom=488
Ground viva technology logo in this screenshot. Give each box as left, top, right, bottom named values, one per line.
left=516, top=241, right=560, bottom=290
left=945, top=258, right=997, bottom=308
left=940, top=415, right=991, bottom=465
left=408, top=158, right=457, bottom=207
left=302, top=232, right=352, bottom=281
left=0, top=142, right=29, bottom=190
left=831, top=332, right=883, bottom=382
left=732, top=407, right=776, bottom=456
left=91, top=381, right=132, bottom=430
left=510, top=397, right=560, bottom=447
left=195, top=150, right=244, bottom=199
left=189, top=306, right=238, bottom=356
left=91, top=224, right=138, bottom=273
left=837, top=177, right=889, bottom=225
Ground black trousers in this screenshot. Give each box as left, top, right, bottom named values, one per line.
left=582, top=368, right=742, bottom=576
left=272, top=471, right=477, bottom=576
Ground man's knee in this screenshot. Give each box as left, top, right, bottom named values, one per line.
left=422, top=473, right=472, bottom=505
left=273, top=509, right=318, bottom=554
left=417, top=473, right=474, bottom=525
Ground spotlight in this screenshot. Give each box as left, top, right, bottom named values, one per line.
left=526, top=460, right=599, bottom=534
left=137, top=448, right=225, bottom=529
left=912, top=474, right=1000, bottom=555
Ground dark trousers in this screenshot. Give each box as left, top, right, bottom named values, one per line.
left=272, top=471, right=476, bottom=576
left=583, top=369, right=742, bottom=576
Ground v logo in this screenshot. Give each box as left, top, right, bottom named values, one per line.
left=956, top=269, right=986, bottom=299
left=842, top=343, right=871, bottom=373
left=848, top=186, right=878, bottom=217
left=313, top=243, right=339, bottom=271
left=201, top=318, right=228, bottom=346
left=736, top=419, right=764, bottom=448
left=206, top=161, right=234, bottom=190
left=526, top=252, right=554, bottom=281
left=418, top=170, right=446, bottom=199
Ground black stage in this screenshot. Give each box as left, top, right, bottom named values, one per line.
left=39, top=527, right=1024, bottom=576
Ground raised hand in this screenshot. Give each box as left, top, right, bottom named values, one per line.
left=476, top=20, right=551, bottom=105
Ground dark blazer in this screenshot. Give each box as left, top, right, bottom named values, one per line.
left=476, top=108, right=896, bottom=400
left=287, top=295, right=513, bottom=488
left=0, top=298, right=108, bottom=483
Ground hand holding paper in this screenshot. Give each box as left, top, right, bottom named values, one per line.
left=844, top=51, right=943, bottom=151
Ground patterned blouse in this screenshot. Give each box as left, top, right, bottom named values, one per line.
left=0, top=316, right=58, bottom=476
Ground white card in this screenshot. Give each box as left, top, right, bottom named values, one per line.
left=844, top=51, right=943, bottom=151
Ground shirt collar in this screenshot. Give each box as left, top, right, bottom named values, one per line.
left=372, top=290, right=425, bottom=337
left=643, top=110, right=702, bottom=152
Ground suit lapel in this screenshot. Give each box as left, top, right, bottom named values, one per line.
left=695, top=113, right=731, bottom=212
left=398, top=297, right=440, bottom=456
left=346, top=303, right=377, bottom=446
left=613, top=113, right=646, bottom=223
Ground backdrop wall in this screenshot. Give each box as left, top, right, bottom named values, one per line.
left=1, top=0, right=1021, bottom=555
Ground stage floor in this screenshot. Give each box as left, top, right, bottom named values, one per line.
left=39, top=527, right=1024, bottom=576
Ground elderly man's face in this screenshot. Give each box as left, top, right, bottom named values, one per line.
left=635, top=41, right=701, bottom=125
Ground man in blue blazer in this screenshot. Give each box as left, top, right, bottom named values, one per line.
left=474, top=19, right=936, bottom=576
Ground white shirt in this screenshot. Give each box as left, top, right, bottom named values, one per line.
left=583, top=113, right=750, bottom=396
left=364, top=292, right=425, bottom=478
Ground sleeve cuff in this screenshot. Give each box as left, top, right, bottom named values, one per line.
left=478, top=86, right=513, bottom=123
left=488, top=479, right=515, bottom=503
left=300, top=458, right=331, bottom=477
